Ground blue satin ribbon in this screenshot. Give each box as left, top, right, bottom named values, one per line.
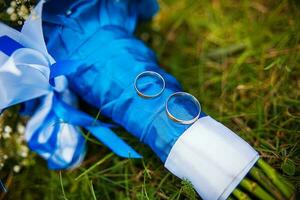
left=42, top=0, right=206, bottom=163
left=0, top=35, right=141, bottom=169
left=0, top=35, right=23, bottom=56
left=52, top=93, right=141, bottom=158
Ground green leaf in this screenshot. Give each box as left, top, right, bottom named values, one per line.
left=281, top=159, right=296, bottom=176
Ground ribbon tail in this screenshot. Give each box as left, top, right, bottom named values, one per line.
left=52, top=94, right=141, bottom=159
left=86, top=126, right=142, bottom=159
left=26, top=93, right=86, bottom=169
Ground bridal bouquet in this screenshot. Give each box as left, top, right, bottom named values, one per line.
left=0, top=0, right=295, bottom=199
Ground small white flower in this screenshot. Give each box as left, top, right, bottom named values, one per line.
left=4, top=126, right=12, bottom=133
left=6, top=7, right=15, bottom=15
left=3, top=132, right=10, bottom=139
left=17, top=123, right=25, bottom=134
left=20, top=5, right=28, bottom=13
left=10, top=13, right=18, bottom=21
left=3, top=155, right=8, bottom=160
left=13, top=165, right=21, bottom=173
left=10, top=1, right=17, bottom=8
left=20, top=151, right=28, bottom=158
left=19, top=146, right=29, bottom=158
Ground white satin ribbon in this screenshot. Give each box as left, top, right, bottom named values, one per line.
left=0, top=0, right=62, bottom=111
left=165, top=116, right=259, bottom=200
left=0, top=0, right=84, bottom=168
left=0, top=48, right=52, bottom=109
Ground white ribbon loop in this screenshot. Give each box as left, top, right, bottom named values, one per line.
left=0, top=1, right=85, bottom=169
left=0, top=48, right=52, bottom=110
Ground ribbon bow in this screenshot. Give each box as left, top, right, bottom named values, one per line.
left=0, top=1, right=141, bottom=170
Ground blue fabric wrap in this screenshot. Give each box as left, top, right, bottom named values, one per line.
left=43, top=0, right=206, bottom=162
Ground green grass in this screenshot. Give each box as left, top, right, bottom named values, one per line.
left=0, top=0, right=300, bottom=199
